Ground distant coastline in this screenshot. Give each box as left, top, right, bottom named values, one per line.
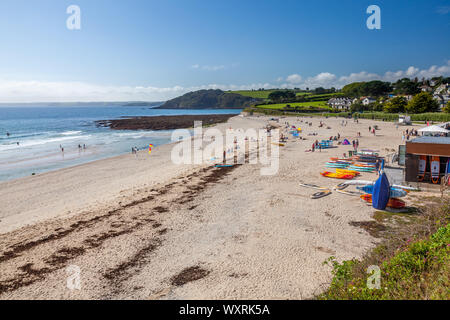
left=0, top=101, right=164, bottom=108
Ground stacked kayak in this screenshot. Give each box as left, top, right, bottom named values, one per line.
left=347, top=164, right=376, bottom=173
left=326, top=161, right=352, bottom=168
left=360, top=194, right=406, bottom=209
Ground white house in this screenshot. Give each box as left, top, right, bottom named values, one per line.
left=420, top=85, right=433, bottom=92
left=433, top=94, right=450, bottom=111
left=362, top=97, right=376, bottom=106
left=327, top=97, right=352, bottom=110
left=434, top=83, right=449, bottom=95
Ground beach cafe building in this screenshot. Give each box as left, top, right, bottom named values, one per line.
left=404, top=123, right=450, bottom=183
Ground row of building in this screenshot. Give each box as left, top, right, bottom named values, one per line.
left=327, top=97, right=376, bottom=110
left=327, top=83, right=450, bottom=111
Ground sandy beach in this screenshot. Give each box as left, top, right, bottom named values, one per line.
left=0, top=115, right=424, bottom=299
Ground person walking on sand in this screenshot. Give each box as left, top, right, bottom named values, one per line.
left=369, top=126, right=371, bottom=133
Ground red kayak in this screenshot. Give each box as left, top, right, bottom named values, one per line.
left=360, top=194, right=406, bottom=209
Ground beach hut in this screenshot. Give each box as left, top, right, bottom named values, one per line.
left=404, top=136, right=450, bottom=184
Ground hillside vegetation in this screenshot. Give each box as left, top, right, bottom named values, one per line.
left=319, top=197, right=450, bottom=300
left=157, top=89, right=257, bottom=109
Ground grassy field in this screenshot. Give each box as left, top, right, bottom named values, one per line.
left=231, top=90, right=313, bottom=99
left=228, top=90, right=277, bottom=99
left=255, top=101, right=330, bottom=109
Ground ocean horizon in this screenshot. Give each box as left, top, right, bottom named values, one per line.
left=0, top=105, right=241, bottom=182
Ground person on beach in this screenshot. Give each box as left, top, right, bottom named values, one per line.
left=369, top=126, right=371, bottom=133
left=312, top=143, right=315, bottom=152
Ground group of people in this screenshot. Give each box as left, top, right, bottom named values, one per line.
left=58, top=144, right=87, bottom=153
left=401, top=128, right=418, bottom=141
left=6, top=132, right=20, bottom=145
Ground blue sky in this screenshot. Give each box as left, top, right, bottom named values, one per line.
left=0, top=0, right=449, bottom=102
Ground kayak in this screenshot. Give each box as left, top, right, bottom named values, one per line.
left=342, top=180, right=420, bottom=191
left=299, top=182, right=328, bottom=190
left=215, top=164, right=234, bottom=168
left=336, top=169, right=360, bottom=176
left=360, top=194, right=406, bottom=209
left=348, top=166, right=376, bottom=172
left=372, top=172, right=390, bottom=210
left=357, top=185, right=407, bottom=198
left=321, top=171, right=355, bottom=180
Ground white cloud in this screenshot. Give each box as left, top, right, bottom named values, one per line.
left=190, top=64, right=226, bottom=71
left=0, top=80, right=275, bottom=103
left=1, top=61, right=449, bottom=103
left=301, top=72, right=337, bottom=88
left=286, top=74, right=302, bottom=84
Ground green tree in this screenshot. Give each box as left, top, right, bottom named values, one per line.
left=350, top=101, right=365, bottom=113
left=443, top=101, right=450, bottom=113
left=405, top=92, right=439, bottom=114
left=342, top=81, right=392, bottom=97
left=268, top=90, right=296, bottom=102
left=393, top=78, right=420, bottom=95
left=384, top=96, right=407, bottom=113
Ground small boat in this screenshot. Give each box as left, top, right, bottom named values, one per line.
left=372, top=170, right=390, bottom=210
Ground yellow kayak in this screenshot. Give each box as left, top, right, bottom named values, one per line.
left=336, top=168, right=360, bottom=176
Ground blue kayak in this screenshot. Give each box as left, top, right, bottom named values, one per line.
left=357, top=185, right=407, bottom=198
left=215, top=164, right=234, bottom=168
left=372, top=172, right=390, bottom=210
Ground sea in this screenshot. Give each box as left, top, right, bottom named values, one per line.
left=0, top=105, right=241, bottom=182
